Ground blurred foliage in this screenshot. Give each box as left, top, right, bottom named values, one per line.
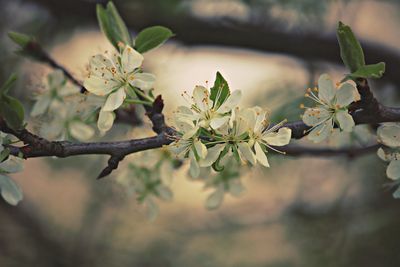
left=1, top=0, right=400, bottom=267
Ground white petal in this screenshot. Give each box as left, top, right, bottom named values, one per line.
left=228, top=180, right=245, bottom=197
left=210, top=116, right=229, bottom=129
left=121, top=46, right=143, bottom=73
left=205, top=185, right=224, bottom=210
left=393, top=187, right=400, bottom=199
left=335, top=110, right=355, bottom=132
left=194, top=139, right=207, bottom=159
left=84, top=76, right=119, bottom=96
left=307, top=121, right=334, bottom=143
left=336, top=83, right=356, bottom=108
left=155, top=185, right=173, bottom=201
left=238, top=142, right=256, bottom=165
left=377, top=147, right=389, bottom=161
left=48, top=70, right=65, bottom=89
left=193, top=86, right=211, bottom=111
left=97, top=109, right=115, bottom=132
left=263, top=127, right=292, bottom=146
left=377, top=123, right=400, bottom=148
left=189, top=150, right=200, bottom=178
left=302, top=107, right=331, bottom=126
left=128, top=73, right=156, bottom=90
left=217, top=90, right=242, bottom=113
left=318, top=74, right=335, bottom=103
left=387, top=160, right=400, bottom=180
left=199, top=144, right=225, bottom=167
left=0, top=157, right=24, bottom=173
left=254, top=142, right=270, bottom=167
left=69, top=121, right=95, bottom=141
left=145, top=197, right=159, bottom=221
left=0, top=174, right=23, bottom=206
left=30, top=94, right=51, bottom=117
left=239, top=108, right=257, bottom=131
left=102, top=87, right=126, bottom=111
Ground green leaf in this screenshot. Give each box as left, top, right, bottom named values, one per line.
left=0, top=174, right=23, bottom=206
left=0, top=95, right=25, bottom=131
left=8, top=32, right=32, bottom=48
left=212, top=145, right=229, bottom=172
left=0, top=149, right=10, bottom=163
left=210, top=72, right=230, bottom=109
left=337, top=21, right=365, bottom=72
left=0, top=73, right=17, bottom=94
left=96, top=2, right=132, bottom=50
left=345, top=62, right=386, bottom=81
left=135, top=26, right=174, bottom=53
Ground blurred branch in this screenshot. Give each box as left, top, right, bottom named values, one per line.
left=279, top=143, right=380, bottom=158
left=24, top=0, right=400, bottom=85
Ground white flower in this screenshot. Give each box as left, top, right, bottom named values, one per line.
left=39, top=102, right=94, bottom=141
left=377, top=123, right=400, bottom=148
left=31, top=70, right=78, bottom=117
left=302, top=74, right=356, bottom=143
left=169, top=130, right=207, bottom=178
left=175, top=86, right=241, bottom=138
left=377, top=123, right=400, bottom=198
left=84, top=45, right=156, bottom=131
left=236, top=107, right=291, bottom=167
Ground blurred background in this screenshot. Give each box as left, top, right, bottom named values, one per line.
left=1, top=0, right=400, bottom=266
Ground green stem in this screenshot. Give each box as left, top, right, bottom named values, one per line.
left=125, top=98, right=153, bottom=106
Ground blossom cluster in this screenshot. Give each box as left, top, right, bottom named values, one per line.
left=377, top=123, right=400, bottom=198
left=0, top=132, right=24, bottom=205
left=115, top=149, right=175, bottom=220
left=84, top=44, right=155, bottom=132
left=168, top=73, right=292, bottom=178
left=31, top=71, right=96, bottom=141
left=301, top=74, right=357, bottom=143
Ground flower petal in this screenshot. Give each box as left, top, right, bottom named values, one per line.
left=336, top=83, right=356, bottom=108
left=84, top=76, right=119, bottom=96
left=189, top=150, right=200, bottom=178
left=377, top=123, right=400, bottom=148
left=31, top=94, right=51, bottom=117
left=307, top=120, right=333, bottom=143
left=387, top=160, right=400, bottom=180
left=335, top=110, right=354, bottom=132
left=205, top=185, right=224, bottom=210
left=210, top=116, right=229, bottom=129
left=199, top=144, right=225, bottom=167
left=302, top=107, right=331, bottom=126
left=128, top=72, right=156, bottom=90
left=318, top=74, right=335, bottom=103
left=121, top=46, right=143, bottom=73
left=254, top=142, right=270, bottom=167
left=238, top=142, right=256, bottom=165
left=194, top=139, right=207, bottom=159
left=217, top=90, right=242, bottom=113
left=0, top=157, right=24, bottom=173
left=97, top=109, right=115, bottom=132
left=69, top=121, right=95, bottom=141
left=193, top=86, right=210, bottom=111
left=263, top=127, right=292, bottom=146
left=102, top=87, right=126, bottom=111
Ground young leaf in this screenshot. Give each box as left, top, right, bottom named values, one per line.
left=96, top=2, right=132, bottom=50
left=0, top=73, right=17, bottom=94
left=347, top=62, right=386, bottom=80
left=0, top=174, right=23, bottom=206
left=135, top=26, right=174, bottom=53
left=8, top=32, right=32, bottom=48
left=210, top=72, right=230, bottom=109
left=0, top=95, right=25, bottom=131
left=106, top=2, right=133, bottom=46
left=337, top=21, right=365, bottom=72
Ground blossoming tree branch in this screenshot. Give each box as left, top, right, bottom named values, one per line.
left=1, top=2, right=399, bottom=218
